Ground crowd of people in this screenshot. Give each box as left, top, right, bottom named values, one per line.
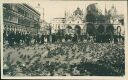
left=3, top=42, right=124, bottom=76
left=3, top=31, right=89, bottom=47
left=3, top=26, right=124, bottom=47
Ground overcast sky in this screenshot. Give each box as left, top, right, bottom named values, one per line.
left=28, top=1, right=127, bottom=23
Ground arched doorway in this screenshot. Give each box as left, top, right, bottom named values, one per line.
left=117, top=26, right=121, bottom=35
left=74, top=25, right=81, bottom=42
left=96, top=24, right=105, bottom=42
left=67, top=25, right=72, bottom=29
left=106, top=24, right=114, bottom=43
left=75, top=25, right=81, bottom=35
left=86, top=23, right=97, bottom=36
left=116, top=26, right=122, bottom=43
left=106, top=24, right=114, bottom=35
left=67, top=25, right=72, bottom=34
left=86, top=23, right=97, bottom=42
left=65, top=26, right=72, bottom=42
left=97, top=24, right=105, bottom=34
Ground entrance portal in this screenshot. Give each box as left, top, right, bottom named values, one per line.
left=75, top=25, right=81, bottom=35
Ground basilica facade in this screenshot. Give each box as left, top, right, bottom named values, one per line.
left=51, top=5, right=124, bottom=38
left=51, top=7, right=86, bottom=35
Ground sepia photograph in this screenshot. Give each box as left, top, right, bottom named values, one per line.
left=1, top=0, right=127, bottom=79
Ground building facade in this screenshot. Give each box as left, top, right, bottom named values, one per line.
left=106, top=5, right=124, bottom=37
left=50, top=4, right=124, bottom=43
left=3, top=3, right=41, bottom=45
left=51, top=7, right=86, bottom=35
left=51, top=18, right=65, bottom=34
left=3, top=3, right=41, bottom=36
left=65, top=7, right=86, bottom=35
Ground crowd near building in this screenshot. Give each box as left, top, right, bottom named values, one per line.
left=51, top=3, right=124, bottom=43
left=3, top=3, right=41, bottom=46
left=3, top=3, right=125, bottom=46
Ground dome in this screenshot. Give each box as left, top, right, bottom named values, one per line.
left=73, top=7, right=83, bottom=16
left=86, top=3, right=99, bottom=15
left=108, top=5, right=117, bottom=17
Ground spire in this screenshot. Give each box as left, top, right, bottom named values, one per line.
left=36, top=3, right=40, bottom=13
left=65, top=10, right=67, bottom=18
left=112, top=4, right=114, bottom=9
left=43, top=8, right=45, bottom=21
left=114, top=4, right=117, bottom=14
left=77, top=6, right=80, bottom=9
left=105, top=4, right=107, bottom=15
left=111, top=4, right=117, bottom=16
left=38, top=3, right=40, bottom=7
left=84, top=4, right=87, bottom=15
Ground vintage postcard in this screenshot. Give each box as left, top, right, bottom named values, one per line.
left=0, top=0, right=127, bottom=79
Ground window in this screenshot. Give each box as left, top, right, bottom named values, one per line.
left=18, top=7, right=24, bottom=15
left=3, top=4, right=11, bottom=10
left=3, top=10, right=10, bottom=20
left=12, top=4, right=17, bottom=11
left=117, top=26, right=121, bottom=34
left=11, top=16, right=18, bottom=23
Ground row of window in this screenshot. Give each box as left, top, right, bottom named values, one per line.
left=4, top=8, right=40, bottom=28
left=4, top=12, right=30, bottom=27
left=52, top=19, right=65, bottom=23
left=52, top=24, right=64, bottom=29
left=4, top=16, right=39, bottom=29
left=4, top=24, right=38, bottom=34
left=3, top=4, right=40, bottom=22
